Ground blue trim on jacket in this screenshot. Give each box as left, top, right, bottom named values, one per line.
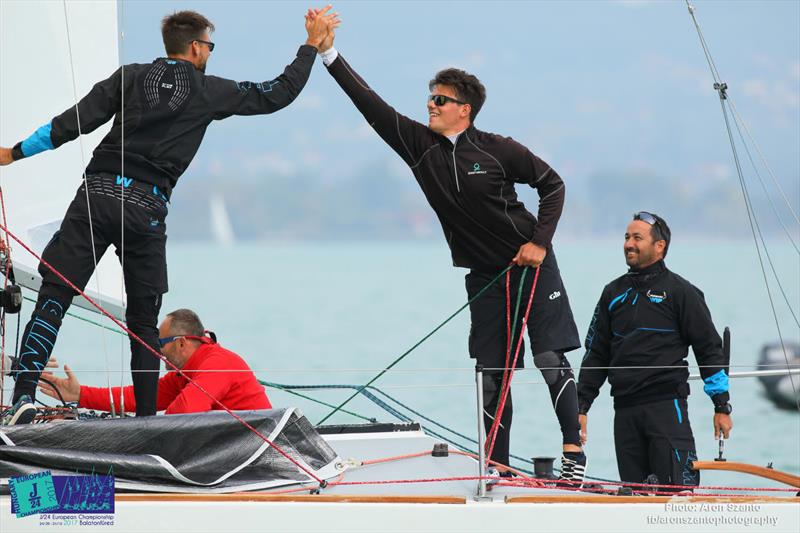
left=20, top=122, right=54, bottom=157
left=703, top=369, right=729, bottom=397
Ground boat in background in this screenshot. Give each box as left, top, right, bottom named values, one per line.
left=758, top=341, right=800, bottom=410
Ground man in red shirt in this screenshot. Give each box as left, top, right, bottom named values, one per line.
left=38, top=309, right=270, bottom=414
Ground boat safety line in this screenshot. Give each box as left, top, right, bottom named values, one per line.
left=486, top=267, right=540, bottom=465
left=317, top=265, right=514, bottom=425
left=0, top=222, right=325, bottom=486
left=7, top=363, right=797, bottom=374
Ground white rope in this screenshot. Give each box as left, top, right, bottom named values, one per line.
left=118, top=0, right=126, bottom=418
left=60, top=0, right=115, bottom=416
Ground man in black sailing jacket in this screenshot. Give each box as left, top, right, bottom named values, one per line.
left=0, top=8, right=339, bottom=424
left=577, top=212, right=733, bottom=490
left=310, top=18, right=586, bottom=481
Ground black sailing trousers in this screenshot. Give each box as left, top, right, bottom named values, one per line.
left=465, top=250, right=582, bottom=467
left=13, top=174, right=168, bottom=416
left=613, top=398, right=700, bottom=491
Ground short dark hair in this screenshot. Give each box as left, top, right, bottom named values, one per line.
left=429, top=68, right=486, bottom=122
left=635, top=212, right=671, bottom=258
left=161, top=11, right=215, bottom=56
left=166, top=308, right=205, bottom=337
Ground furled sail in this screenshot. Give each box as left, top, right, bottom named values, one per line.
left=0, top=409, right=343, bottom=493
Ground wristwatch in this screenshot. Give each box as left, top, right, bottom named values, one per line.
left=713, top=402, right=733, bottom=415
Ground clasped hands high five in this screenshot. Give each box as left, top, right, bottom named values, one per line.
left=305, top=5, right=339, bottom=52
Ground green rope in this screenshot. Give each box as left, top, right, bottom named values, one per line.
left=261, top=380, right=376, bottom=423
left=23, top=296, right=127, bottom=336
left=493, top=267, right=528, bottom=424
left=317, top=265, right=514, bottom=425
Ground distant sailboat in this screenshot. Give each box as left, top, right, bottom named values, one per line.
left=209, top=194, right=235, bottom=245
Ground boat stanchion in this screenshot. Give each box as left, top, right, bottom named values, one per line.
left=474, top=364, right=491, bottom=501
left=715, top=438, right=727, bottom=462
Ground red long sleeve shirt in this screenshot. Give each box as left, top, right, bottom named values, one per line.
left=79, top=343, right=271, bottom=414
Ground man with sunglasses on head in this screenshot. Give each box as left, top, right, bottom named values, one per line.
left=0, top=8, right=339, bottom=425
left=37, top=309, right=270, bottom=414
left=309, top=16, right=586, bottom=482
left=577, top=212, right=733, bottom=492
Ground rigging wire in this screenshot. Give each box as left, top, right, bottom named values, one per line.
left=684, top=0, right=799, bottom=410
left=728, top=113, right=800, bottom=327
left=118, top=0, right=127, bottom=418
left=727, top=104, right=800, bottom=227
left=60, top=0, right=117, bottom=416
left=728, top=101, right=800, bottom=254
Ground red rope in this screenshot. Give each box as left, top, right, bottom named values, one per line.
left=485, top=266, right=540, bottom=464
left=351, top=449, right=797, bottom=493
left=0, top=221, right=323, bottom=485
left=329, top=475, right=794, bottom=496
left=0, top=186, right=12, bottom=401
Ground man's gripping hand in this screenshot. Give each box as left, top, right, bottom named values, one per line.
left=713, top=413, right=733, bottom=440
left=512, top=242, right=546, bottom=267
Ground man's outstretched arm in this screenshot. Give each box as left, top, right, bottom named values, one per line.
left=0, top=67, right=124, bottom=166
left=308, top=15, right=435, bottom=168
left=39, top=363, right=180, bottom=413
left=209, top=7, right=339, bottom=119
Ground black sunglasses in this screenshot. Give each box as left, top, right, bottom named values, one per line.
left=633, top=211, right=666, bottom=241
left=428, top=94, right=467, bottom=107
left=191, top=39, right=215, bottom=52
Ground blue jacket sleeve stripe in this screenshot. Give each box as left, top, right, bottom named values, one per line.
left=20, top=122, right=54, bottom=157
left=703, top=369, right=729, bottom=397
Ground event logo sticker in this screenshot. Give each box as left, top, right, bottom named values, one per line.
left=9, top=471, right=58, bottom=518
left=10, top=472, right=115, bottom=525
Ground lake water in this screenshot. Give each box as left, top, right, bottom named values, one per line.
left=5, top=239, right=798, bottom=487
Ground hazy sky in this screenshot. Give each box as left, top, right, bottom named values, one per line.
left=114, top=0, right=800, bottom=196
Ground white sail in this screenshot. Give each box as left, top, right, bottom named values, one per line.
left=210, top=194, right=236, bottom=246
left=0, top=0, right=124, bottom=319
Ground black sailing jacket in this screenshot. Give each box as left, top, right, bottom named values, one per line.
left=326, top=54, right=566, bottom=272
left=577, top=260, right=730, bottom=411
left=12, top=45, right=317, bottom=196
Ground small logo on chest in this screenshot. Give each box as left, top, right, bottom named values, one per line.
left=646, top=290, right=667, bottom=303
left=467, top=162, right=487, bottom=175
